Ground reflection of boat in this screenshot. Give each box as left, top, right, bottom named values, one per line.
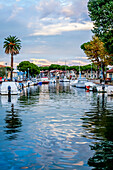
left=0, top=82, right=20, bottom=95
left=107, top=86, right=113, bottom=96
left=96, top=83, right=107, bottom=93
left=76, top=77, right=88, bottom=88
left=85, top=82, right=97, bottom=91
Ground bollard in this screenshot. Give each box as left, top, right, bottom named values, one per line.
left=8, top=85, right=11, bottom=102
left=8, top=85, right=11, bottom=95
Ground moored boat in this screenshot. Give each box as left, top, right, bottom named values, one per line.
left=40, top=77, right=49, bottom=84
left=107, top=86, right=113, bottom=96
left=0, top=81, right=20, bottom=95
left=49, top=78, right=56, bottom=84
left=85, top=82, right=97, bottom=91
left=59, top=76, right=70, bottom=83
left=70, top=79, right=78, bottom=87
left=76, top=77, right=88, bottom=88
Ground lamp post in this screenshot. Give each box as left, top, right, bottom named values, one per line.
left=28, top=68, right=29, bottom=80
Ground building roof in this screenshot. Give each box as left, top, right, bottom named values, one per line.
left=107, top=68, right=113, bottom=73
left=0, top=65, right=5, bottom=67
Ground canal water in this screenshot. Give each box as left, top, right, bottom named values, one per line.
left=0, top=83, right=113, bottom=170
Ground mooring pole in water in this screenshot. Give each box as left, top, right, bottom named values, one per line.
left=8, top=85, right=11, bottom=102
left=11, top=103, right=14, bottom=116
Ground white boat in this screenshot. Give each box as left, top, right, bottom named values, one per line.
left=0, top=82, right=20, bottom=95
left=26, top=80, right=34, bottom=87
left=49, top=78, right=56, bottom=84
left=32, top=78, right=38, bottom=85
left=70, top=79, right=78, bottom=87
left=40, top=77, right=49, bottom=84
left=76, top=77, right=88, bottom=88
left=107, top=86, right=113, bottom=96
left=59, top=76, right=70, bottom=82
left=85, top=82, right=97, bottom=91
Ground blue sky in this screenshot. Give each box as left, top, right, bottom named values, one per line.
left=0, top=0, right=93, bottom=68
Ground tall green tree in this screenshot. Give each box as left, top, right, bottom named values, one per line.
left=17, top=61, right=40, bottom=77
left=3, top=35, right=21, bottom=81
left=88, top=0, right=113, bottom=55
left=81, top=36, right=112, bottom=79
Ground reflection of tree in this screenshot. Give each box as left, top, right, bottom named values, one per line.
left=82, top=94, right=112, bottom=140
left=88, top=141, right=113, bottom=169
left=81, top=94, right=113, bottom=169
left=4, top=104, right=22, bottom=140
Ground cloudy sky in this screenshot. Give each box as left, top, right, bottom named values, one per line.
left=0, top=0, right=93, bottom=68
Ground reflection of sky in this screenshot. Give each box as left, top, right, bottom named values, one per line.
left=0, top=0, right=92, bottom=68
left=1, top=85, right=113, bottom=169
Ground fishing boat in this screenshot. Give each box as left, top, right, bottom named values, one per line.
left=0, top=82, right=20, bottom=95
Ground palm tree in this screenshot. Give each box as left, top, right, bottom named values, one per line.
left=3, top=35, right=21, bottom=81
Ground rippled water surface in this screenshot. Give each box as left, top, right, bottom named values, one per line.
left=0, top=83, right=113, bottom=170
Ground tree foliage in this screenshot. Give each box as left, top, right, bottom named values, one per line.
left=17, top=61, right=40, bottom=77
left=39, top=64, right=96, bottom=72
left=0, top=67, right=5, bottom=77
left=3, top=35, right=21, bottom=80
left=81, top=36, right=113, bottom=79
left=88, top=0, right=113, bottom=55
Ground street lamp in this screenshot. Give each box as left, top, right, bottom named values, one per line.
left=28, top=68, right=29, bottom=80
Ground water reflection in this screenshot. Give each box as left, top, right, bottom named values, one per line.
left=4, top=103, right=22, bottom=140
left=81, top=92, right=113, bottom=169
left=1, top=84, right=113, bottom=169
left=88, top=141, right=113, bottom=169
left=49, top=82, right=71, bottom=94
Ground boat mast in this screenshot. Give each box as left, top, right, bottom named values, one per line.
left=79, top=62, right=81, bottom=78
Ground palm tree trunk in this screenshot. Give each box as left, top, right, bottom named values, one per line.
left=11, top=53, right=13, bottom=81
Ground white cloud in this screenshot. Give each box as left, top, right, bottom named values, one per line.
left=8, top=5, right=23, bottom=20
left=0, top=4, right=3, bottom=9
left=0, top=61, right=5, bottom=65
left=31, top=58, right=52, bottom=66
left=29, top=20, right=93, bottom=36
left=30, top=58, right=89, bottom=66
left=36, top=0, right=61, bottom=18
